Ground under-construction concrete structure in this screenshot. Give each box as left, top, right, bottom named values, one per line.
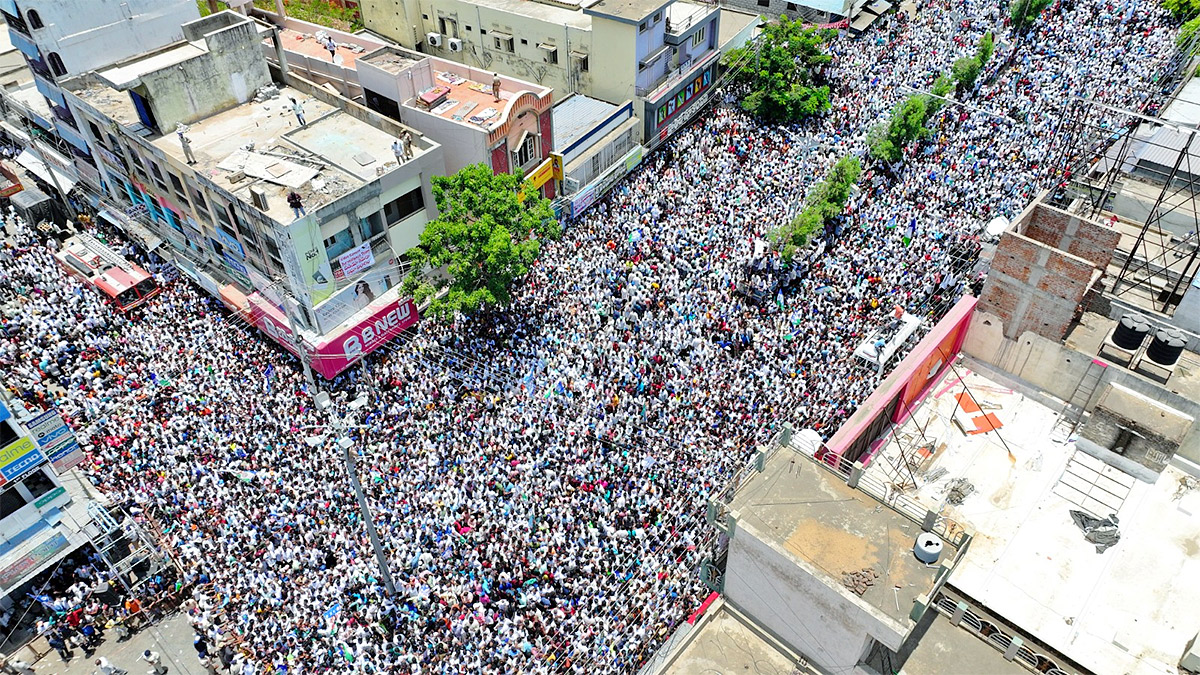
left=1047, top=45, right=1200, bottom=333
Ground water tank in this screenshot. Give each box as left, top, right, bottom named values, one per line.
left=914, top=533, right=943, bottom=564
left=1146, top=328, right=1186, bottom=366
left=1111, top=313, right=1151, bottom=351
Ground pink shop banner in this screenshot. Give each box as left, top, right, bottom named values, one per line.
left=310, top=298, right=419, bottom=378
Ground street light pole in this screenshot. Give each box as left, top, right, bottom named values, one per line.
left=314, top=392, right=397, bottom=598
left=340, top=436, right=397, bottom=597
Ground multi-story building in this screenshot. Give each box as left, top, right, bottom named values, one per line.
left=359, top=0, right=725, bottom=142
left=251, top=12, right=649, bottom=209
left=647, top=195, right=1200, bottom=675
left=0, top=0, right=200, bottom=194
left=0, top=393, right=92, bottom=612
left=59, top=11, right=444, bottom=378
left=356, top=45, right=556, bottom=194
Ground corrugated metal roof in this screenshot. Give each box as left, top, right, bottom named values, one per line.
left=552, top=95, right=620, bottom=154
left=1161, top=78, right=1200, bottom=127
left=1098, top=125, right=1200, bottom=178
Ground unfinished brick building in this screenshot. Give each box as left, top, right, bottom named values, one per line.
left=978, top=195, right=1121, bottom=341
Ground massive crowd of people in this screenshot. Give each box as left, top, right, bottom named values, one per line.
left=0, top=0, right=1183, bottom=671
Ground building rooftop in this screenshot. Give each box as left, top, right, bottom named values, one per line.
left=585, top=0, right=672, bottom=22
left=665, top=1, right=714, bottom=30
left=8, top=84, right=51, bottom=119
left=72, top=81, right=424, bottom=224
left=862, top=362, right=1200, bottom=675
left=361, top=50, right=423, bottom=75
left=552, top=94, right=619, bottom=152
left=728, top=443, right=958, bottom=630
left=275, top=27, right=368, bottom=69
left=1063, top=311, right=1200, bottom=400
left=97, top=42, right=207, bottom=88
left=718, top=8, right=761, bottom=47
left=459, top=0, right=593, bottom=29
left=417, top=70, right=517, bottom=127
left=1160, top=76, right=1200, bottom=126
left=660, top=602, right=815, bottom=674
left=893, top=610, right=1028, bottom=675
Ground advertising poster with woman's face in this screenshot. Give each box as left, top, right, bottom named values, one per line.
left=313, top=263, right=396, bottom=334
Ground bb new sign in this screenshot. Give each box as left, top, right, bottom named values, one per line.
left=310, top=298, right=418, bottom=379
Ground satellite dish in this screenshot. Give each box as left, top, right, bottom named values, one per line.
left=986, top=216, right=1009, bottom=236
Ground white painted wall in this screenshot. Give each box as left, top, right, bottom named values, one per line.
left=724, top=518, right=905, bottom=672
left=15, top=0, right=199, bottom=77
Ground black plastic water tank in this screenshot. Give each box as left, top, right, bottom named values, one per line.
left=1145, top=328, right=1186, bottom=366
left=1111, top=313, right=1151, bottom=350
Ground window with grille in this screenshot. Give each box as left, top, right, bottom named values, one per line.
left=514, top=134, right=537, bottom=168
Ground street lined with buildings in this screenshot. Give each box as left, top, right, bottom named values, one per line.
left=0, top=0, right=1195, bottom=673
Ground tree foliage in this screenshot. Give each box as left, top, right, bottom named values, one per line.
left=402, top=164, right=560, bottom=320
left=976, top=31, right=995, bottom=66
left=726, top=19, right=834, bottom=123
left=950, top=32, right=993, bottom=93
left=770, top=156, right=861, bottom=261
left=952, top=56, right=982, bottom=91
left=868, top=96, right=929, bottom=163
left=1010, top=0, right=1053, bottom=32
left=1165, top=0, right=1200, bottom=18
left=925, top=72, right=955, bottom=117
left=1180, top=15, right=1200, bottom=49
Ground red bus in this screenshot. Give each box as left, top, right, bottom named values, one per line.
left=55, top=233, right=161, bottom=311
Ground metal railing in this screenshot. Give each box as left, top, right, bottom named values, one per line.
left=665, top=5, right=712, bottom=35
left=932, top=591, right=1082, bottom=675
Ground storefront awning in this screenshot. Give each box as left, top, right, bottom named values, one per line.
left=0, top=120, right=30, bottom=145
left=15, top=149, right=76, bottom=193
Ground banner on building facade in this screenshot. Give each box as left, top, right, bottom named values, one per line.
left=274, top=216, right=335, bottom=308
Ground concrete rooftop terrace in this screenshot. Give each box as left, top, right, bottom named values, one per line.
left=72, top=83, right=425, bottom=224
left=863, top=361, right=1200, bottom=675
left=275, top=28, right=366, bottom=68
left=661, top=602, right=816, bottom=674
left=418, top=71, right=521, bottom=128
left=728, top=444, right=957, bottom=630
left=1064, top=311, right=1200, bottom=401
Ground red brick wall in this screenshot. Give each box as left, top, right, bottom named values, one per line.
left=979, top=231, right=1095, bottom=341
left=490, top=141, right=509, bottom=175
left=1022, top=204, right=1120, bottom=271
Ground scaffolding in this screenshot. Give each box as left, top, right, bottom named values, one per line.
left=85, top=502, right=173, bottom=596
left=1046, top=44, right=1200, bottom=316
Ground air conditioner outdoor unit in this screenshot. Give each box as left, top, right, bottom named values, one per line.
left=448, top=38, right=463, bottom=52
left=426, top=32, right=443, bottom=47
left=249, top=186, right=270, bottom=211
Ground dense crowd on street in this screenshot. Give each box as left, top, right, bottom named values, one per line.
left=0, top=0, right=1181, bottom=671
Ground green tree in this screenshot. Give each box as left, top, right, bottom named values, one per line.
left=976, top=31, right=995, bottom=66
left=402, top=164, right=560, bottom=320
left=869, top=96, right=929, bottom=163
left=1180, top=15, right=1200, bottom=50
left=771, top=156, right=861, bottom=261
left=925, top=72, right=954, bottom=117
left=1165, top=0, right=1200, bottom=18
left=952, top=56, right=982, bottom=91
left=727, top=19, right=834, bottom=123
left=1010, top=0, right=1053, bottom=32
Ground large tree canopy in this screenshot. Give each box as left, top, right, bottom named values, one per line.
left=402, top=163, right=560, bottom=320
left=725, top=19, right=834, bottom=123
left=1010, top=0, right=1053, bottom=32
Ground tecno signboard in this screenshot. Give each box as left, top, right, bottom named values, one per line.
left=310, top=298, right=418, bottom=379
